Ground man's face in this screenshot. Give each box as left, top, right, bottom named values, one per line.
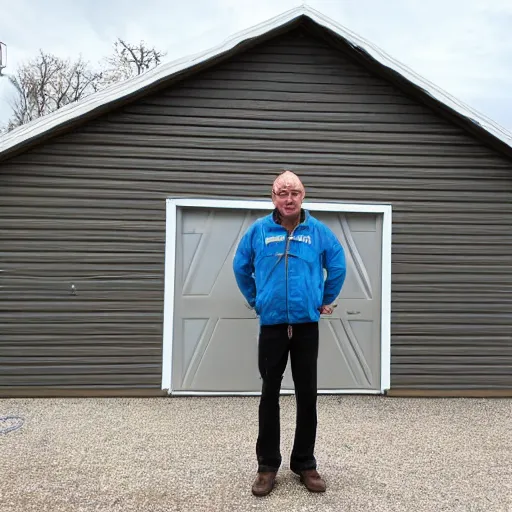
left=272, top=187, right=304, bottom=220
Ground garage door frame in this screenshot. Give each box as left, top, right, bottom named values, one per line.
left=162, top=198, right=392, bottom=395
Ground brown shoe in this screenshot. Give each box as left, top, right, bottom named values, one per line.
left=299, top=469, right=326, bottom=492
left=252, top=471, right=277, bottom=496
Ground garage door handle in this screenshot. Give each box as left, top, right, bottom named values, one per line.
left=347, top=311, right=360, bottom=315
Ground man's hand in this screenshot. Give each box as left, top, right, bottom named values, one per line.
left=319, top=305, right=335, bottom=315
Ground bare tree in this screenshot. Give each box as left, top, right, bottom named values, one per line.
left=7, top=51, right=102, bottom=130
left=5, top=39, right=166, bottom=131
left=100, top=38, right=166, bottom=86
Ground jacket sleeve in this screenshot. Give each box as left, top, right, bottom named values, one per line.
left=322, top=227, right=347, bottom=305
left=232, top=225, right=257, bottom=308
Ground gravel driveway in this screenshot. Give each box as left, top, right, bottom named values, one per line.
left=1, top=395, right=511, bottom=511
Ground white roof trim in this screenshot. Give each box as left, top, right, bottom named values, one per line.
left=1, top=5, right=512, bottom=156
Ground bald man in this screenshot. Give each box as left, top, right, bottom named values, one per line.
left=233, top=171, right=347, bottom=496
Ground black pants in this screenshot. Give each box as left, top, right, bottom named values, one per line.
left=256, top=322, right=319, bottom=474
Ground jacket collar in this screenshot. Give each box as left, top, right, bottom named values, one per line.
left=272, top=208, right=306, bottom=225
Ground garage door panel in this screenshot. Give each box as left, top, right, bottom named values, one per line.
left=350, top=319, right=381, bottom=377
left=182, top=210, right=248, bottom=296
left=350, top=231, right=382, bottom=292
left=183, top=318, right=260, bottom=391
left=322, top=319, right=376, bottom=388
left=283, top=319, right=376, bottom=390
left=181, top=317, right=218, bottom=389
left=314, top=213, right=377, bottom=301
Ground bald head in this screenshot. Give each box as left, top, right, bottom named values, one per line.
left=272, top=171, right=305, bottom=197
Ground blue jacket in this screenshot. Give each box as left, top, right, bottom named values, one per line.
left=233, top=209, right=346, bottom=326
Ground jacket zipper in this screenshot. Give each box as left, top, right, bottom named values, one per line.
left=285, top=227, right=297, bottom=326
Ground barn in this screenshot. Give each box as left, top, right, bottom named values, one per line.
left=1, top=6, right=511, bottom=398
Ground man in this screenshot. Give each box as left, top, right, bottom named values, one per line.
left=232, top=170, right=347, bottom=497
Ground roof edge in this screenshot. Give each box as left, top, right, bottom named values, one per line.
left=304, top=6, right=512, bottom=152
left=1, top=4, right=511, bottom=160
left=0, top=6, right=307, bottom=159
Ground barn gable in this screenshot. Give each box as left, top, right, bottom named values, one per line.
left=1, top=6, right=511, bottom=163
left=1, top=11, right=511, bottom=397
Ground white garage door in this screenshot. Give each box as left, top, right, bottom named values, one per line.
left=165, top=200, right=386, bottom=394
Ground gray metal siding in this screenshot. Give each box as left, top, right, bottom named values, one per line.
left=1, top=28, right=511, bottom=394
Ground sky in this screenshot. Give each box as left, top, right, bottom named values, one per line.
left=1, top=0, right=512, bottom=132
